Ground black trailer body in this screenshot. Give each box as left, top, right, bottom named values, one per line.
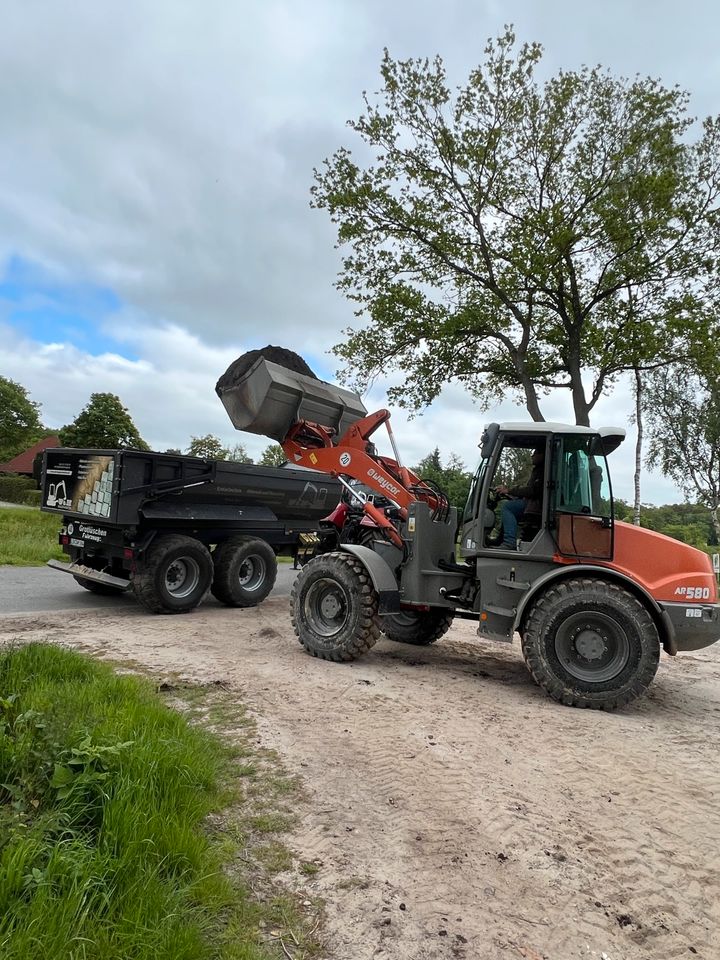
left=41, top=448, right=341, bottom=613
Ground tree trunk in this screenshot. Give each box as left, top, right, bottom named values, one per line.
left=520, top=376, right=546, bottom=422
left=567, top=340, right=591, bottom=426
left=633, top=368, right=643, bottom=526
left=711, top=504, right=720, bottom=544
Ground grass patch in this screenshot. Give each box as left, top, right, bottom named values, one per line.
left=0, top=646, right=323, bottom=959
left=0, top=508, right=64, bottom=566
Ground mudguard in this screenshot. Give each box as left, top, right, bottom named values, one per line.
left=514, top=564, right=677, bottom=655
left=338, top=544, right=401, bottom=614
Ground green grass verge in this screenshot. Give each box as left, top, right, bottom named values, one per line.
left=0, top=509, right=64, bottom=566
left=0, top=645, right=322, bottom=960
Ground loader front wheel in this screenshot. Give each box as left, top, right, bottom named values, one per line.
left=291, top=552, right=381, bottom=662
left=382, top=609, right=454, bottom=645
left=522, top=578, right=660, bottom=710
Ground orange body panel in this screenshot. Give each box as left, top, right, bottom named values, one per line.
left=602, top=521, right=716, bottom=603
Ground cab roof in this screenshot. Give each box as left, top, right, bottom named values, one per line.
left=496, top=422, right=625, bottom=439
left=483, top=422, right=626, bottom=457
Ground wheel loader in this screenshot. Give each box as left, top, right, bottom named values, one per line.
left=217, top=351, right=720, bottom=709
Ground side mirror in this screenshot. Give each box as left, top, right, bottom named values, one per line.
left=480, top=423, right=500, bottom=459
left=590, top=431, right=625, bottom=457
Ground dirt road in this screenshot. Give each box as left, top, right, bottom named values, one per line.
left=1, top=600, right=718, bottom=960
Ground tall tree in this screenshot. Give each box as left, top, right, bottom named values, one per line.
left=259, top=444, right=287, bottom=467
left=312, top=29, right=720, bottom=425
left=644, top=366, right=720, bottom=540
left=0, top=376, right=44, bottom=461
left=413, top=449, right=471, bottom=512
left=59, top=393, right=149, bottom=450
left=226, top=442, right=253, bottom=464
left=632, top=368, right=644, bottom=526
left=187, top=435, right=229, bottom=460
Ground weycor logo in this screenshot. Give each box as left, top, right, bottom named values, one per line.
left=367, top=468, right=401, bottom=497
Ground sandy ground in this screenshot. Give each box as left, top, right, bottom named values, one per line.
left=1, top=600, right=718, bottom=960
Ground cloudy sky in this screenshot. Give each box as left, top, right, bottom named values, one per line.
left=1, top=0, right=717, bottom=503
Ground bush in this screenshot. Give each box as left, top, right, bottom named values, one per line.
left=21, top=489, right=42, bottom=507
left=0, top=474, right=35, bottom=503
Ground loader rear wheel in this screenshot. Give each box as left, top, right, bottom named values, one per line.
left=382, top=609, right=454, bottom=646
left=291, top=552, right=381, bottom=662
left=132, top=535, right=213, bottom=614
left=522, top=578, right=660, bottom=710
left=211, top=536, right=277, bottom=607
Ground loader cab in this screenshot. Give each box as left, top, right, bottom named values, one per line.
left=460, top=423, right=624, bottom=561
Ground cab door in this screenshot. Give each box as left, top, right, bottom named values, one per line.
left=459, top=458, right=489, bottom=556
left=551, top=435, right=614, bottom=560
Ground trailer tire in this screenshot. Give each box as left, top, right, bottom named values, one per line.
left=211, top=536, right=277, bottom=607
left=521, top=578, right=660, bottom=710
left=132, top=535, right=213, bottom=614
left=73, top=575, right=126, bottom=596
left=382, top=609, right=454, bottom=645
left=291, top=552, right=381, bottom=662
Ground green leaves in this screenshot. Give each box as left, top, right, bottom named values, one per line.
left=0, top=377, right=44, bottom=462
left=59, top=393, right=149, bottom=450
left=644, top=363, right=720, bottom=531
left=50, top=738, right=133, bottom=800
left=185, top=435, right=253, bottom=462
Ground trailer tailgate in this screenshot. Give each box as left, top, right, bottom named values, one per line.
left=42, top=449, right=120, bottom=522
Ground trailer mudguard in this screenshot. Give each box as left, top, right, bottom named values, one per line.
left=338, top=544, right=401, bottom=614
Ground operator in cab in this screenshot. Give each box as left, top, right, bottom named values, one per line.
left=496, top=446, right=545, bottom=550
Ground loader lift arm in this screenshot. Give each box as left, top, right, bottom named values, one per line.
left=281, top=409, right=448, bottom=549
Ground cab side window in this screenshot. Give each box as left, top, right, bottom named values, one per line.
left=552, top=437, right=611, bottom=519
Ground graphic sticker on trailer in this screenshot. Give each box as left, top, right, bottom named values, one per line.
left=45, top=455, right=115, bottom=517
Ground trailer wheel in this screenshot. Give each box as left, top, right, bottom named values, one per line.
left=382, top=609, right=454, bottom=645
left=132, top=535, right=213, bottom=614
left=211, top=536, right=277, bottom=607
left=521, top=578, right=660, bottom=710
left=291, top=552, right=381, bottom=662
left=73, top=575, right=126, bottom=596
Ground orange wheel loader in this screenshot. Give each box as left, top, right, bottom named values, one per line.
left=217, top=353, right=720, bottom=710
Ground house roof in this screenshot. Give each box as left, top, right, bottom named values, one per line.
left=0, top=436, right=61, bottom=474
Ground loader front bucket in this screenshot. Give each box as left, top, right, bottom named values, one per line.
left=216, top=356, right=368, bottom=443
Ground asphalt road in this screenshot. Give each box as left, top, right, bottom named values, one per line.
left=0, top=564, right=298, bottom=615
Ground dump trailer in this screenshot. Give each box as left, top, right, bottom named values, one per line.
left=217, top=352, right=720, bottom=710
left=41, top=447, right=340, bottom=614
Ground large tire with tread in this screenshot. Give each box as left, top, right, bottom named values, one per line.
left=382, top=609, right=454, bottom=646
left=211, top=536, right=277, bottom=607
left=132, top=534, right=213, bottom=615
left=73, top=575, right=126, bottom=596
left=521, top=578, right=660, bottom=710
left=291, top=552, right=381, bottom=662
